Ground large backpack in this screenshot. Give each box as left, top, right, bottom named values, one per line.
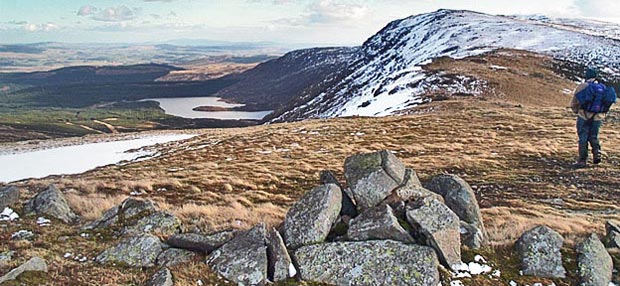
left=575, top=82, right=617, bottom=113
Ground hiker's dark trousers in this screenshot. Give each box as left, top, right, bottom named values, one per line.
left=576, top=117, right=602, bottom=159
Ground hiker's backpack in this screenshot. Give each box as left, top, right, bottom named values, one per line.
left=575, top=82, right=617, bottom=113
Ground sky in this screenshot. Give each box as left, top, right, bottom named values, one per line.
left=1, top=0, right=620, bottom=46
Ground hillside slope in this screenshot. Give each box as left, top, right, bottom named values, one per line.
left=266, top=9, right=620, bottom=122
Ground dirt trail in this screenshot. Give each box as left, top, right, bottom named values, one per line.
left=93, top=119, right=118, bottom=133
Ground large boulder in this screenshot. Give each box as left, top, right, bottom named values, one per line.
left=206, top=223, right=268, bottom=286
left=167, top=230, right=236, bottom=253
left=0, top=185, right=20, bottom=210
left=122, top=211, right=181, bottom=237
left=347, top=204, right=414, bottom=243
left=83, top=198, right=156, bottom=231
left=576, top=233, right=613, bottom=286
left=96, top=234, right=163, bottom=267
left=604, top=220, right=620, bottom=248
left=515, top=225, right=566, bottom=278
left=344, top=150, right=406, bottom=211
left=282, top=184, right=342, bottom=249
left=156, top=248, right=197, bottom=267
left=294, top=240, right=439, bottom=286
left=0, top=257, right=47, bottom=284
left=320, top=170, right=357, bottom=218
left=146, top=268, right=173, bottom=286
left=406, top=197, right=461, bottom=269
left=266, top=227, right=296, bottom=282
left=24, top=185, right=78, bottom=224
left=425, top=175, right=486, bottom=236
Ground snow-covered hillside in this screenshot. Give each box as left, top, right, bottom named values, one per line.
left=272, top=9, right=620, bottom=121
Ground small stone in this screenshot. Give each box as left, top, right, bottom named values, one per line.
left=156, top=248, right=196, bottom=267
left=0, top=185, right=20, bottom=210
left=0, top=257, right=47, bottom=284
left=96, top=234, right=163, bottom=267
left=206, top=223, right=268, bottom=285
left=515, top=225, right=566, bottom=278
left=344, top=150, right=406, bottom=211
left=266, top=227, right=296, bottom=282
left=11, top=229, right=35, bottom=241
left=406, top=197, right=462, bottom=269
left=347, top=204, right=414, bottom=243
left=167, top=230, right=236, bottom=253
left=23, top=184, right=78, bottom=224
left=146, top=268, right=173, bottom=286
left=577, top=233, right=613, bottom=286
left=282, top=184, right=342, bottom=249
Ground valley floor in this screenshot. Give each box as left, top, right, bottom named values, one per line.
left=1, top=50, right=619, bottom=285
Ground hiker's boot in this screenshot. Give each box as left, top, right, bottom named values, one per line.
left=593, top=148, right=602, bottom=165
left=574, top=144, right=588, bottom=169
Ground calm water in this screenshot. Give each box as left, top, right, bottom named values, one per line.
left=144, top=97, right=272, bottom=120
left=0, top=134, right=194, bottom=183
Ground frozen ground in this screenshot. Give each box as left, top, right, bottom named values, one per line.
left=0, top=134, right=195, bottom=183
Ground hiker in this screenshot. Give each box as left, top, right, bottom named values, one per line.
left=570, top=68, right=617, bottom=168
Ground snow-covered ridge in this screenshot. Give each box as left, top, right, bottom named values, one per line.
left=272, top=9, right=620, bottom=121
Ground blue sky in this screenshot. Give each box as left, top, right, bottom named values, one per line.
left=1, top=0, right=619, bottom=45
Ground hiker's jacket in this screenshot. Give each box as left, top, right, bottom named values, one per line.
left=570, top=79, right=607, bottom=121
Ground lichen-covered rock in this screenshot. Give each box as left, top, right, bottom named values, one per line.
left=156, top=248, right=197, bottom=267
left=206, top=223, right=268, bottom=285
left=605, top=220, right=620, bottom=248
left=122, top=211, right=181, bottom=237
left=167, top=230, right=236, bottom=253
left=96, top=234, right=163, bottom=267
left=82, top=205, right=120, bottom=231
left=460, top=221, right=484, bottom=249
left=425, top=174, right=486, bottom=237
left=147, top=268, right=173, bottom=286
left=344, top=150, right=406, bottom=211
left=406, top=197, right=461, bottom=269
left=0, top=257, right=48, bottom=284
left=576, top=233, right=612, bottom=286
left=320, top=170, right=357, bottom=218
left=515, top=225, right=566, bottom=278
left=24, top=185, right=78, bottom=224
left=0, top=185, right=20, bottom=210
left=294, top=240, right=439, bottom=286
left=267, top=227, right=296, bottom=282
left=282, top=184, right=342, bottom=249
left=347, top=204, right=414, bottom=243
left=389, top=169, right=442, bottom=203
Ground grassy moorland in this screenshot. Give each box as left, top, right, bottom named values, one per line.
left=1, top=50, right=619, bottom=285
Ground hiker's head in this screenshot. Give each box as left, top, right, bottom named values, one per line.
left=585, top=68, right=599, bottom=80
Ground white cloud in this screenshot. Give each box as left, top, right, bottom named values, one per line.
left=307, top=0, right=368, bottom=23
left=23, top=22, right=59, bottom=32
left=574, top=0, right=620, bottom=17
left=77, top=5, right=141, bottom=22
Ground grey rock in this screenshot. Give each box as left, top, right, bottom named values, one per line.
left=96, top=233, right=163, bottom=267
left=577, top=233, right=613, bottom=286
left=320, top=170, right=357, bottom=218
left=282, top=184, right=342, bottom=249
left=267, top=227, right=296, bottom=282
left=122, top=211, right=181, bottom=237
left=605, top=220, right=620, bottom=248
left=347, top=204, right=414, bottom=243
left=0, top=185, right=20, bottom=210
left=425, top=174, right=486, bottom=237
left=344, top=150, right=406, bottom=211
left=156, top=248, right=196, bottom=267
left=406, top=197, right=461, bottom=269
left=167, top=230, right=237, bottom=253
left=10, top=229, right=35, bottom=241
left=515, top=225, right=566, bottom=278
left=0, top=257, right=47, bottom=284
left=390, top=169, right=442, bottom=203
left=0, top=250, right=15, bottom=266
left=24, top=184, right=78, bottom=224
left=294, top=240, right=439, bottom=286
left=119, top=198, right=157, bottom=222
left=82, top=205, right=120, bottom=230
left=146, top=268, right=173, bottom=286
left=460, top=221, right=484, bottom=249
left=206, top=223, right=268, bottom=286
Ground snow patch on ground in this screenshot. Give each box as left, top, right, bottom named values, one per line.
left=0, top=207, right=19, bottom=221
